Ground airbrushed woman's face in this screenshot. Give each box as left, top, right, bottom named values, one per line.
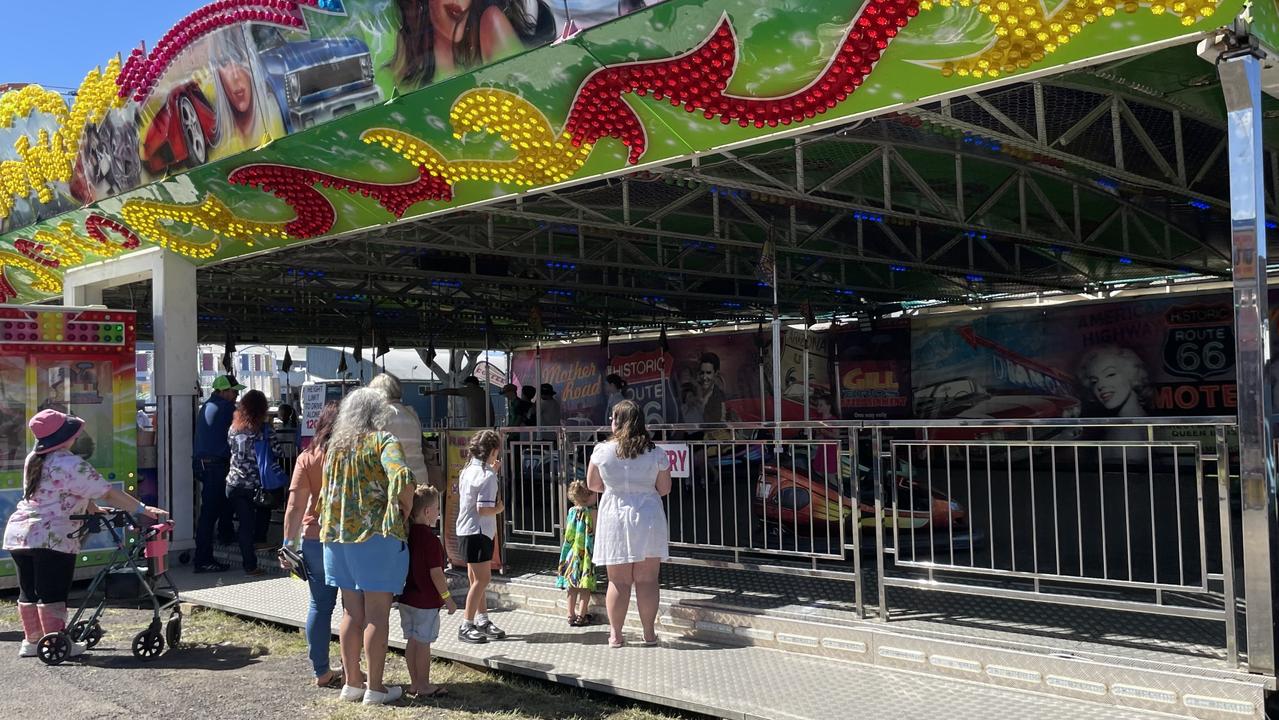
left=218, top=62, right=254, bottom=115
left=430, top=0, right=472, bottom=42
left=1082, top=352, right=1134, bottom=411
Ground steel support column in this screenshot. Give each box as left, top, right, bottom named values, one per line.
left=64, top=248, right=198, bottom=553
left=1219, top=48, right=1278, bottom=676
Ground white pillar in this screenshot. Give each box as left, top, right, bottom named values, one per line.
left=153, top=253, right=198, bottom=550
left=64, top=248, right=199, bottom=550
left=63, top=284, right=103, bottom=306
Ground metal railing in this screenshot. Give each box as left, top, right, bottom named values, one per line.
left=863, top=418, right=1237, bottom=665
left=482, top=417, right=1240, bottom=666
left=564, top=424, right=858, bottom=579
left=500, top=428, right=563, bottom=551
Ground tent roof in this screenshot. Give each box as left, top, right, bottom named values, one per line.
left=104, top=43, right=1278, bottom=347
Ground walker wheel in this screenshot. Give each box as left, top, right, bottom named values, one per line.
left=178, top=551, right=191, bottom=565
left=70, top=620, right=103, bottom=649
left=37, top=632, right=71, bottom=666
left=165, top=615, right=182, bottom=649
left=131, top=629, right=164, bottom=660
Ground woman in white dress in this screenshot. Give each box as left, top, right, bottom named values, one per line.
left=587, top=400, right=672, bottom=648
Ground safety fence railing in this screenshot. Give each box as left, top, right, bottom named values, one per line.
left=567, top=424, right=857, bottom=578
left=483, top=417, right=1240, bottom=665
left=862, top=418, right=1237, bottom=665
left=499, top=428, right=564, bottom=552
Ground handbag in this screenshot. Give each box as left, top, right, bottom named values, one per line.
left=278, top=545, right=309, bottom=582
left=255, top=426, right=289, bottom=491
left=251, top=487, right=277, bottom=508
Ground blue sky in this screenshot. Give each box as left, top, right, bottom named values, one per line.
left=0, top=1, right=209, bottom=91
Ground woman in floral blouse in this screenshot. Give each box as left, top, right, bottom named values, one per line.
left=320, top=387, right=415, bottom=706
left=3, top=409, right=163, bottom=659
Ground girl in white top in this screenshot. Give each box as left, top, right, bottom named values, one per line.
left=368, top=374, right=431, bottom=487
left=587, top=400, right=672, bottom=648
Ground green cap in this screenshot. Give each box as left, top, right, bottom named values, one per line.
left=212, top=375, right=246, bottom=392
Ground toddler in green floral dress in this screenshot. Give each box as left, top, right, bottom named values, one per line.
left=556, top=480, right=597, bottom=626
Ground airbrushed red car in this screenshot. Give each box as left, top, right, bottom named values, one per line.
left=753, top=452, right=979, bottom=552
left=140, top=82, right=218, bottom=174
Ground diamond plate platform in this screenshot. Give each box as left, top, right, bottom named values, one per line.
left=497, top=550, right=1236, bottom=671
left=484, top=549, right=1272, bottom=719
left=172, top=565, right=1194, bottom=720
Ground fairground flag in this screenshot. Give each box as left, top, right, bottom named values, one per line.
left=530, top=305, right=545, bottom=336
left=756, top=239, right=776, bottom=286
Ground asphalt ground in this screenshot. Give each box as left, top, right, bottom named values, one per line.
left=0, top=598, right=687, bottom=720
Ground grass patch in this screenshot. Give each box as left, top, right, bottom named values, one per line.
left=0, top=597, right=16, bottom=625
left=313, top=654, right=692, bottom=720
left=183, top=608, right=311, bottom=658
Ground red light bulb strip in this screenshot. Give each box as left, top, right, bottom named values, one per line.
left=117, top=0, right=320, bottom=102
left=227, top=163, right=453, bottom=240
left=564, top=1, right=919, bottom=164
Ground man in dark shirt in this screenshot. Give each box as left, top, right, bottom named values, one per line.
left=192, top=375, right=244, bottom=573
left=697, top=352, right=728, bottom=422
left=501, top=384, right=530, bottom=428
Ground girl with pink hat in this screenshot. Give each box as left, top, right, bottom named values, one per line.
left=2, top=409, right=165, bottom=659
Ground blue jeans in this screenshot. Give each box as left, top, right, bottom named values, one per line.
left=303, top=539, right=337, bottom=678
left=193, top=458, right=232, bottom=565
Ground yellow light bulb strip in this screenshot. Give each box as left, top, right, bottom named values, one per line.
left=119, top=195, right=289, bottom=260
left=0, top=59, right=125, bottom=218
left=920, top=0, right=1219, bottom=78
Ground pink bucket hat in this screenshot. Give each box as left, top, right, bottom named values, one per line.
left=29, top=409, right=85, bottom=455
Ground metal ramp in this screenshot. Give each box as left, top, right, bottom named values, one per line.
left=179, top=549, right=1271, bottom=719
left=485, top=549, right=1272, bottom=720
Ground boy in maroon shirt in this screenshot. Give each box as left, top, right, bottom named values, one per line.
left=400, top=486, right=456, bottom=698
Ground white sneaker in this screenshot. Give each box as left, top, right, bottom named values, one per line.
left=339, top=685, right=365, bottom=702
left=18, top=640, right=37, bottom=658
left=362, top=686, right=403, bottom=705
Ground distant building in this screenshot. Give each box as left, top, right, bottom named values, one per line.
left=197, top=345, right=279, bottom=400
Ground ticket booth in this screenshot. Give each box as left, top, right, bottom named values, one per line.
left=0, top=306, right=136, bottom=587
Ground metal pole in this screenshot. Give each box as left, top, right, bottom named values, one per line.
left=832, top=329, right=842, bottom=420
left=535, top=343, right=543, bottom=429
left=802, top=326, right=811, bottom=422
left=1220, top=47, right=1278, bottom=676
left=772, top=262, right=783, bottom=439
left=484, top=329, right=492, bottom=428
left=659, top=358, right=668, bottom=423
left=758, top=358, right=766, bottom=422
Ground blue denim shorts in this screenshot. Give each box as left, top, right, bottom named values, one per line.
left=323, top=535, right=408, bottom=594
left=399, top=605, right=441, bottom=644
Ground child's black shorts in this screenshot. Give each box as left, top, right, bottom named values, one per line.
left=459, top=533, right=495, bottom=564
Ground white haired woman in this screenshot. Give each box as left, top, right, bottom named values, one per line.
left=368, top=373, right=433, bottom=489
left=320, top=388, right=416, bottom=705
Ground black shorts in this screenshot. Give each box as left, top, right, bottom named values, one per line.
left=459, top=533, right=494, bottom=564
